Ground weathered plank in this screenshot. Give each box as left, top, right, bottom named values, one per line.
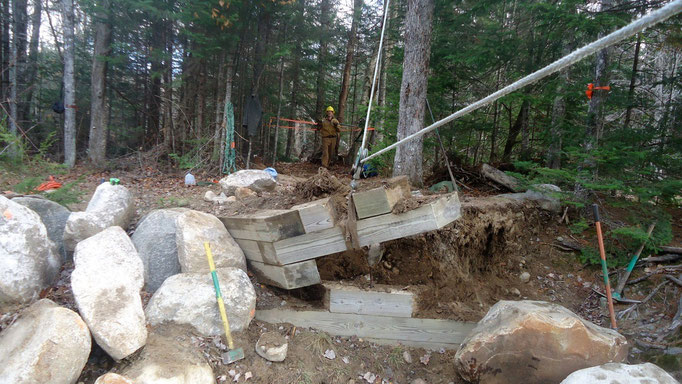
left=220, top=209, right=305, bottom=242
left=291, top=198, right=336, bottom=233
left=356, top=193, right=460, bottom=247
left=236, top=226, right=347, bottom=266
left=248, top=260, right=321, bottom=289
left=481, top=163, right=520, bottom=191
left=324, top=282, right=414, bottom=318
left=353, top=176, right=412, bottom=219
left=255, top=309, right=475, bottom=346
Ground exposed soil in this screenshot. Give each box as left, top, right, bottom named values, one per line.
left=2, top=160, right=682, bottom=382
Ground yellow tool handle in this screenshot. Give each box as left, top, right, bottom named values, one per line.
left=204, top=242, right=235, bottom=349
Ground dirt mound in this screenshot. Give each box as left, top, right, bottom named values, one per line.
left=318, top=196, right=550, bottom=321
left=296, top=168, right=350, bottom=200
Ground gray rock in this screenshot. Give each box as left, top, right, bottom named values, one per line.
left=63, top=182, right=135, bottom=252
left=175, top=210, right=246, bottom=273
left=12, top=196, right=71, bottom=261
left=532, top=184, right=561, bottom=193
left=560, top=362, right=678, bottom=384
left=403, top=351, right=413, bottom=364
left=0, top=299, right=91, bottom=384
left=145, top=268, right=256, bottom=336
left=256, top=331, right=288, bottom=362
left=71, top=226, right=147, bottom=360
left=94, top=373, right=136, bottom=384
left=204, top=190, right=229, bottom=204
left=455, top=300, right=629, bottom=384
left=0, top=196, right=60, bottom=304
left=499, top=190, right=561, bottom=213
left=520, top=271, right=531, bottom=283
left=132, top=208, right=187, bottom=292
left=219, top=170, right=276, bottom=196
left=123, top=327, right=214, bottom=384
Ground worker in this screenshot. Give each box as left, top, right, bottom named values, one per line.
left=319, top=105, right=340, bottom=168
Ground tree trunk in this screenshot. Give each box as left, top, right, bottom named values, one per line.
left=22, top=0, right=40, bottom=124
left=314, top=0, right=332, bottom=121
left=12, top=0, right=27, bottom=128
left=88, top=0, right=112, bottom=166
left=502, top=99, right=529, bottom=162
left=146, top=20, right=163, bottom=146
left=62, top=0, right=76, bottom=167
left=162, top=19, right=174, bottom=152
left=392, top=0, right=435, bottom=187
left=546, top=45, right=572, bottom=169
left=337, top=0, right=362, bottom=124
left=285, top=0, right=304, bottom=160
left=273, top=51, right=285, bottom=165
left=1, top=0, right=9, bottom=111
left=623, top=33, right=642, bottom=131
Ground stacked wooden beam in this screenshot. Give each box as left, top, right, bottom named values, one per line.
left=220, top=188, right=461, bottom=290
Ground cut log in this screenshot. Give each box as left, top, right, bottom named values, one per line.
left=661, top=246, right=682, bottom=255
left=291, top=197, right=336, bottom=233
left=324, top=282, right=414, bottom=318
left=248, top=260, right=321, bottom=289
left=255, top=309, right=475, bottom=349
left=220, top=209, right=305, bottom=242
left=480, top=163, right=520, bottom=191
left=353, top=176, right=412, bottom=219
left=235, top=226, right=347, bottom=266
left=356, top=192, right=460, bottom=247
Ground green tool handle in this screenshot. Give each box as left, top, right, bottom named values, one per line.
left=204, top=242, right=235, bottom=349
left=614, top=223, right=656, bottom=297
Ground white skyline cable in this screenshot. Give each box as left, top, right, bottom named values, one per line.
left=362, top=0, right=682, bottom=163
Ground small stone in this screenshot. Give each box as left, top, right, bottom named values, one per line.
left=411, top=380, right=427, bottom=384
left=324, top=349, right=336, bottom=360
left=342, top=356, right=350, bottom=364
left=363, top=372, right=376, bottom=383
left=235, top=187, right=257, bottom=200
left=520, top=272, right=531, bottom=283
left=233, top=373, right=240, bottom=382
left=228, top=369, right=236, bottom=377
left=245, top=372, right=253, bottom=381
left=226, top=196, right=237, bottom=202
left=511, top=288, right=521, bottom=296
left=403, top=351, right=412, bottom=364
left=557, top=236, right=564, bottom=242
left=420, top=352, right=431, bottom=365
left=255, top=332, right=288, bottom=362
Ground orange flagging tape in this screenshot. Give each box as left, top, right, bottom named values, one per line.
left=35, top=176, right=62, bottom=191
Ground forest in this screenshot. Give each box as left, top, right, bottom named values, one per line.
left=0, top=0, right=681, bottom=200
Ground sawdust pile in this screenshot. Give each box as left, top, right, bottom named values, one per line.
left=296, top=168, right=350, bottom=199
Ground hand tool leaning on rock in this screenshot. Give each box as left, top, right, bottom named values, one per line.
left=204, top=242, right=244, bottom=364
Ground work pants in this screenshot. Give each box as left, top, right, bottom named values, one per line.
left=322, top=136, right=337, bottom=168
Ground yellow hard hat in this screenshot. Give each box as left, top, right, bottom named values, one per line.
left=326, top=106, right=335, bottom=113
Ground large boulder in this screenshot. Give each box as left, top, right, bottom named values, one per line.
left=0, top=299, right=91, bottom=384
left=132, top=208, right=187, bottom=292
left=0, top=196, right=60, bottom=304
left=94, top=373, right=136, bottom=384
left=63, top=182, right=135, bottom=252
left=122, top=326, right=214, bottom=384
left=455, top=300, right=628, bottom=384
left=12, top=196, right=71, bottom=261
left=175, top=210, right=246, bottom=273
left=145, top=268, right=256, bottom=335
left=71, top=226, right=147, bottom=360
left=560, top=362, right=679, bottom=384
left=219, top=169, right=276, bottom=196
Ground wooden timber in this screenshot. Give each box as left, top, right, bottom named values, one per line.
left=291, top=198, right=336, bottom=233
left=231, top=193, right=461, bottom=268
left=255, top=309, right=475, bottom=349
left=248, top=260, right=321, bottom=290
left=356, top=192, right=460, bottom=247
left=324, top=282, right=414, bottom=318
left=481, top=163, right=520, bottom=191
left=353, top=176, right=412, bottom=219
left=220, top=209, right=305, bottom=242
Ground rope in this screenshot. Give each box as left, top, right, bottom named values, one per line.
left=361, top=0, right=682, bottom=164
left=351, top=0, right=391, bottom=182
left=222, top=101, right=237, bottom=174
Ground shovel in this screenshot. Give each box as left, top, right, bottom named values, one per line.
left=204, top=242, right=244, bottom=364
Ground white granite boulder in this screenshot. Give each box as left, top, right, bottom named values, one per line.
left=455, top=300, right=629, bottom=384
left=219, top=169, right=276, bottom=196
left=71, top=226, right=147, bottom=360
left=123, top=327, right=214, bottom=384
left=0, top=196, right=60, bottom=304
left=12, top=196, right=71, bottom=261
left=94, top=373, right=136, bottom=384
left=145, top=268, right=256, bottom=335
left=175, top=210, right=246, bottom=273
left=63, top=182, right=135, bottom=252
left=0, top=299, right=91, bottom=384
left=561, top=362, right=678, bottom=384
left=131, top=208, right=187, bottom=292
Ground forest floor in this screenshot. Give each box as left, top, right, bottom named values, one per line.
left=1, top=158, right=682, bottom=383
